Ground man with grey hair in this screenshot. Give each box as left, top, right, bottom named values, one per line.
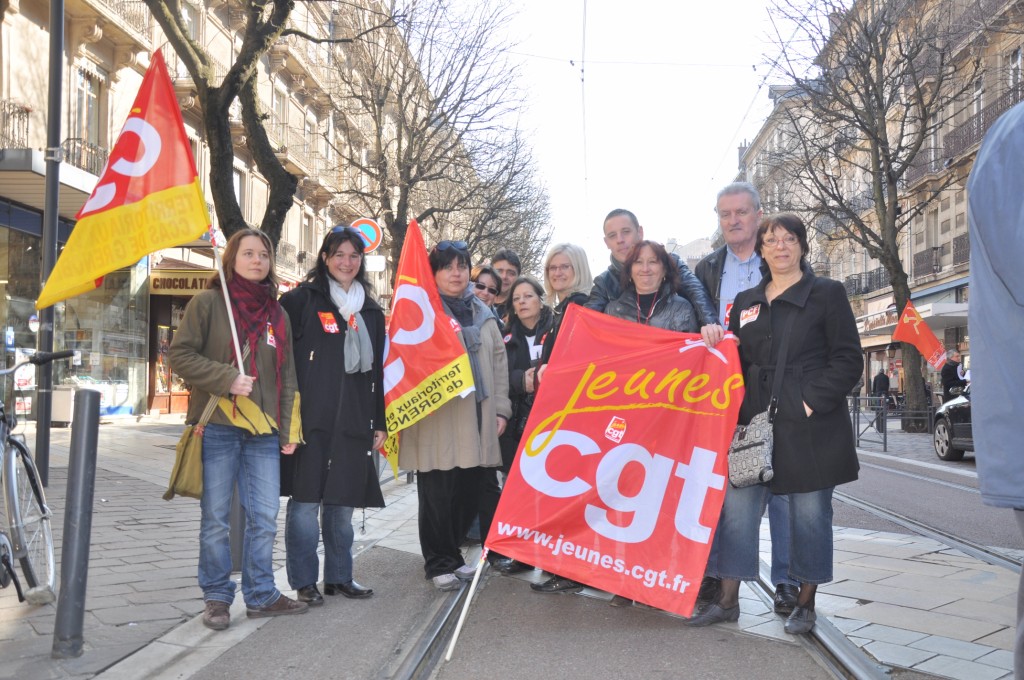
left=693, top=181, right=800, bottom=617
left=967, top=98, right=1024, bottom=680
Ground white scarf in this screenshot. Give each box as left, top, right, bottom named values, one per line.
left=328, top=279, right=373, bottom=374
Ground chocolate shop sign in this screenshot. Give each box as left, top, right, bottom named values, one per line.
left=150, top=270, right=212, bottom=295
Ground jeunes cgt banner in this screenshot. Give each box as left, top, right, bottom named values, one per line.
left=486, top=305, right=744, bottom=617
left=381, top=220, right=474, bottom=473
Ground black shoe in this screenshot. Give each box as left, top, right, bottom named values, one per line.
left=530, top=576, right=583, bottom=593
left=684, top=602, right=740, bottom=627
left=773, top=583, right=799, bottom=616
left=494, top=559, right=533, bottom=575
left=296, top=585, right=324, bottom=606
left=695, top=576, right=721, bottom=607
left=784, top=605, right=816, bottom=634
left=324, top=580, right=374, bottom=599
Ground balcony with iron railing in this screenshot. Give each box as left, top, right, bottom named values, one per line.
left=863, top=266, right=891, bottom=294
left=947, top=0, right=1013, bottom=55
left=161, top=45, right=231, bottom=89
left=61, top=138, right=109, bottom=176
left=844, top=273, right=866, bottom=297
left=913, top=247, right=940, bottom=279
left=904, top=153, right=944, bottom=187
left=945, top=86, right=1024, bottom=158
left=953, top=233, right=970, bottom=266
left=270, top=32, right=335, bottom=98
left=1, top=100, right=30, bottom=148
left=69, top=0, right=151, bottom=46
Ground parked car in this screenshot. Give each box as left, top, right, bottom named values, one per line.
left=933, top=385, right=973, bottom=461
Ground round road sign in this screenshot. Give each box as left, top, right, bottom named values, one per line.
left=349, top=217, right=383, bottom=253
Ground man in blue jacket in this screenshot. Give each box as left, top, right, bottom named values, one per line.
left=967, top=100, right=1024, bottom=679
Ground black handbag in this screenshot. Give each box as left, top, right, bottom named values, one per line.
left=728, top=311, right=797, bottom=488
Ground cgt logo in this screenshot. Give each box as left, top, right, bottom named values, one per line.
left=604, top=416, right=627, bottom=443
left=519, top=429, right=725, bottom=545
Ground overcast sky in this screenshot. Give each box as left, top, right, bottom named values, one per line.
left=505, top=0, right=779, bottom=269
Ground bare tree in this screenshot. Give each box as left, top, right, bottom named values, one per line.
left=143, top=0, right=393, bottom=245
left=766, top=0, right=978, bottom=424
left=329, top=0, right=546, bottom=266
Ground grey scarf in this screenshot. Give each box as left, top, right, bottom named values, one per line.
left=441, top=287, right=492, bottom=403
left=328, top=279, right=373, bottom=374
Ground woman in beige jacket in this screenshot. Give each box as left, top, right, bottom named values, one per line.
left=398, top=240, right=511, bottom=590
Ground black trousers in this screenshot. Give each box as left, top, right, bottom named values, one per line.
left=417, top=466, right=498, bottom=578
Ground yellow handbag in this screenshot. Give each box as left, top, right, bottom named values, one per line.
left=163, top=396, right=219, bottom=501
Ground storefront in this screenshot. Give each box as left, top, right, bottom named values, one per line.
left=148, top=261, right=216, bottom=414
left=0, top=199, right=150, bottom=418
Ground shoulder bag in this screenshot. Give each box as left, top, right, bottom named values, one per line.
left=728, top=311, right=797, bottom=488
left=163, top=395, right=218, bottom=500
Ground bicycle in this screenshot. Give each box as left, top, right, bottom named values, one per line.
left=0, top=350, right=74, bottom=605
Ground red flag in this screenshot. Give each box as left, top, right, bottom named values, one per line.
left=891, top=301, right=947, bottom=370
left=486, top=306, right=744, bottom=617
left=381, top=220, right=474, bottom=472
left=37, top=50, right=208, bottom=309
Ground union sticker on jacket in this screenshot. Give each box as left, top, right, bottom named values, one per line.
left=266, top=322, right=278, bottom=347
left=318, top=311, right=341, bottom=334
left=739, top=303, right=761, bottom=328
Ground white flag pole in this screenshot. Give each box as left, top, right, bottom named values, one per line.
left=211, top=230, right=246, bottom=375
left=444, top=548, right=488, bottom=662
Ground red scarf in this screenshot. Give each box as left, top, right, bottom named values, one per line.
left=225, top=275, right=288, bottom=421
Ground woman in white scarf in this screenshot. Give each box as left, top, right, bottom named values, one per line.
left=279, top=227, right=387, bottom=605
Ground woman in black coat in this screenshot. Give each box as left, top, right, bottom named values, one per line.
left=687, top=213, right=862, bottom=634
left=279, top=227, right=386, bottom=605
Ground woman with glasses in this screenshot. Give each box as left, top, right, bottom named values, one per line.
left=530, top=245, right=594, bottom=593
left=491, top=276, right=554, bottom=576
left=686, top=214, right=862, bottom=634
left=398, top=240, right=512, bottom=591
left=278, top=226, right=386, bottom=606
left=471, top=265, right=504, bottom=328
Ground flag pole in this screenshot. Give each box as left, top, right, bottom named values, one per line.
left=210, top=232, right=245, bottom=375
left=444, top=548, right=488, bottom=662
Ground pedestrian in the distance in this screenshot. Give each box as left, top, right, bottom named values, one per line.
left=169, top=228, right=305, bottom=631
left=279, top=226, right=386, bottom=606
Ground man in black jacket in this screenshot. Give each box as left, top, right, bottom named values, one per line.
left=941, top=349, right=967, bottom=402
left=693, top=182, right=800, bottom=617
left=585, top=208, right=718, bottom=327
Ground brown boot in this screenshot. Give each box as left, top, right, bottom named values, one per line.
left=202, top=601, right=230, bottom=630
left=246, top=594, right=309, bottom=618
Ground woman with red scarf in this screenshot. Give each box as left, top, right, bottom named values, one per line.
left=170, top=229, right=304, bottom=631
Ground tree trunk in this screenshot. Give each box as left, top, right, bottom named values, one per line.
left=204, top=88, right=247, bottom=238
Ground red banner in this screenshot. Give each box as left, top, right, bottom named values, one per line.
left=37, top=50, right=208, bottom=309
left=892, top=301, right=947, bottom=370
left=381, top=220, right=474, bottom=472
left=486, top=306, right=744, bottom=617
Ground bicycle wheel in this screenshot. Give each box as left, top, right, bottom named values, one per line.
left=4, top=439, right=55, bottom=604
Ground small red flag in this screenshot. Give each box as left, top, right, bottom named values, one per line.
left=892, top=301, right=947, bottom=370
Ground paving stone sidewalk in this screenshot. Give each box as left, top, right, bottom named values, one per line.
left=0, top=418, right=1017, bottom=680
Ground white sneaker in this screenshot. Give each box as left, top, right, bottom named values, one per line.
left=454, top=564, right=477, bottom=581
left=432, top=573, right=460, bottom=591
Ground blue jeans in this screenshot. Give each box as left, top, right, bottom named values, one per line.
left=285, top=500, right=355, bottom=588
left=706, top=493, right=795, bottom=586
left=713, top=484, right=834, bottom=585
left=199, top=424, right=282, bottom=608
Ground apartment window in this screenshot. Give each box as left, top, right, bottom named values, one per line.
left=74, top=69, right=102, bottom=145
left=926, top=209, right=939, bottom=248
left=302, top=213, right=315, bottom=254
left=973, top=77, right=984, bottom=117
left=270, top=86, right=287, bottom=141
left=1007, top=47, right=1021, bottom=96
left=304, top=116, right=316, bottom=156
left=232, top=168, right=245, bottom=219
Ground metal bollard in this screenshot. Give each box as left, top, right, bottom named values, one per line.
left=51, top=389, right=100, bottom=659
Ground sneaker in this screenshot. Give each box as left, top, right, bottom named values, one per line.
left=432, top=573, right=460, bottom=591
left=246, top=594, right=309, bottom=618
left=454, top=564, right=477, bottom=581
left=202, top=601, right=230, bottom=630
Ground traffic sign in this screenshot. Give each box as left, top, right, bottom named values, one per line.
left=350, top=217, right=383, bottom=253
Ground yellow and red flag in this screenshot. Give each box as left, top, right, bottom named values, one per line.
left=892, top=300, right=947, bottom=369
left=381, top=220, right=474, bottom=473
left=36, top=50, right=208, bottom=309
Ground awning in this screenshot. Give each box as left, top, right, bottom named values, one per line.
left=0, top=149, right=96, bottom=221
left=858, top=301, right=968, bottom=337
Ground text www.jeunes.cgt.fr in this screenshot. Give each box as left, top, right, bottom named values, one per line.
left=494, top=522, right=691, bottom=593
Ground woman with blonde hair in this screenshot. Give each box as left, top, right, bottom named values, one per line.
left=537, top=243, right=593, bottom=367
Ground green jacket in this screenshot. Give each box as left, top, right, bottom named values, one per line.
left=168, top=287, right=302, bottom=446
